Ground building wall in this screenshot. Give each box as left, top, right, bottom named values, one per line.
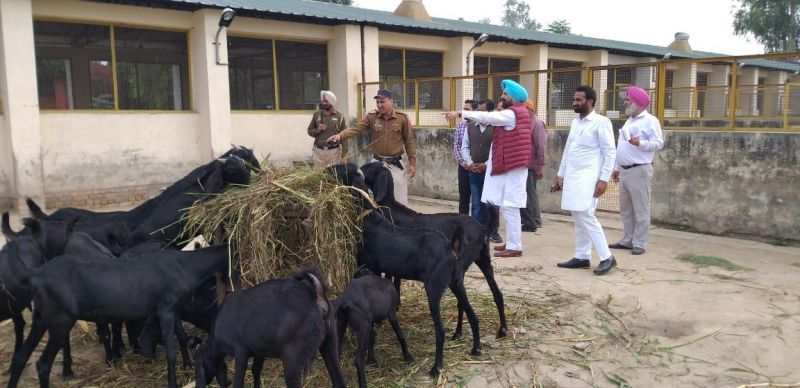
left=356, top=127, right=800, bottom=240
left=39, top=112, right=205, bottom=205
left=0, top=114, right=11, bottom=210
left=231, top=113, right=318, bottom=163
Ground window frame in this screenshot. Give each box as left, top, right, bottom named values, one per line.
left=378, top=47, right=445, bottom=110
left=227, top=33, right=330, bottom=112
left=33, top=18, right=193, bottom=113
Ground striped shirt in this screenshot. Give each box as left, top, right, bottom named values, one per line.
left=453, top=120, right=468, bottom=166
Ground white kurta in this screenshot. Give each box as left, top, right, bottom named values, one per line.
left=461, top=110, right=529, bottom=208
left=557, top=111, right=616, bottom=212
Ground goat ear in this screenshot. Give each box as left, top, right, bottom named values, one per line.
left=65, top=217, right=80, bottom=240
left=1, top=212, right=14, bottom=238
left=21, top=217, right=45, bottom=246
left=373, top=169, right=392, bottom=203
left=26, top=198, right=48, bottom=219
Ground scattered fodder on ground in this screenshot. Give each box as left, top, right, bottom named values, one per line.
left=677, top=253, right=750, bottom=271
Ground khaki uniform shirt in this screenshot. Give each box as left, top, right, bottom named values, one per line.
left=338, top=110, right=417, bottom=166
left=307, top=110, right=347, bottom=155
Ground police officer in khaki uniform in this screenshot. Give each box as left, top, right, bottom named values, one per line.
left=308, top=90, right=347, bottom=168
left=327, top=89, right=417, bottom=205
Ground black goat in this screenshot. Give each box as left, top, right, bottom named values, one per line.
left=328, top=163, right=480, bottom=377
left=333, top=269, right=412, bottom=388
left=6, top=242, right=230, bottom=388
left=360, top=161, right=508, bottom=339
left=194, top=269, right=346, bottom=388
left=26, top=146, right=252, bottom=251
left=0, top=214, right=75, bottom=379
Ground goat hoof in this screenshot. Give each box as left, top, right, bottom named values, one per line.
left=496, top=327, right=508, bottom=339
left=62, top=369, right=75, bottom=379
left=404, top=354, right=414, bottom=363
left=428, top=366, right=441, bottom=378
left=470, top=348, right=482, bottom=356
left=367, top=357, right=378, bottom=365
left=450, top=332, right=463, bottom=341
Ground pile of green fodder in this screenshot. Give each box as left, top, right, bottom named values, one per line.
left=182, top=163, right=364, bottom=292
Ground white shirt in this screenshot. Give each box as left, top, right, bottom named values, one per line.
left=461, top=110, right=516, bottom=129
left=614, top=110, right=664, bottom=170
left=460, top=121, right=492, bottom=165
left=557, top=110, right=616, bottom=211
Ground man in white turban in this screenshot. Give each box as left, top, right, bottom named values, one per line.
left=308, top=90, right=347, bottom=167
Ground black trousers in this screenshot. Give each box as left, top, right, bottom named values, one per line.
left=520, top=169, right=542, bottom=228
left=458, top=165, right=471, bottom=215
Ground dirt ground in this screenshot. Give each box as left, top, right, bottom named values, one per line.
left=410, top=197, right=800, bottom=388
left=1, top=197, right=799, bottom=388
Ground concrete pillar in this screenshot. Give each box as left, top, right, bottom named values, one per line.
left=521, top=44, right=548, bottom=115
left=672, top=63, right=697, bottom=117
left=737, top=66, right=759, bottom=116
left=190, top=9, right=232, bottom=159
left=764, top=70, right=787, bottom=117
left=707, top=65, right=730, bottom=117
left=0, top=0, right=45, bottom=210
left=343, top=25, right=380, bottom=122
left=444, top=36, right=472, bottom=113
left=587, top=50, right=609, bottom=113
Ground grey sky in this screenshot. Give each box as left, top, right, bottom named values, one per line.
left=354, top=0, right=765, bottom=55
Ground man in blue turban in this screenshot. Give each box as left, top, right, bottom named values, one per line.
left=445, top=79, right=532, bottom=258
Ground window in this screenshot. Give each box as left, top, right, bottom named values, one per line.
left=665, top=69, right=675, bottom=109
left=34, top=21, right=189, bottom=111
left=473, top=56, right=521, bottom=101
left=756, top=77, right=766, bottom=115
left=228, top=37, right=328, bottom=110
left=547, top=60, right=582, bottom=110
left=228, top=36, right=275, bottom=110
left=697, top=72, right=709, bottom=116
left=114, top=27, right=190, bottom=110
left=379, top=48, right=443, bottom=109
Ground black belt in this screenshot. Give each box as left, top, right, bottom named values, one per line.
left=373, top=154, right=404, bottom=170
left=621, top=163, right=648, bottom=170
left=316, top=143, right=340, bottom=150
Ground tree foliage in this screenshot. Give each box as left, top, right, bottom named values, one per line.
left=501, top=0, right=541, bottom=30
left=545, top=19, right=572, bottom=34
left=733, top=0, right=799, bottom=52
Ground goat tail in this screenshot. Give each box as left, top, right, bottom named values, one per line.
left=295, top=269, right=330, bottom=319
left=449, top=224, right=464, bottom=261
left=1, top=212, right=13, bottom=237
left=26, top=198, right=48, bottom=219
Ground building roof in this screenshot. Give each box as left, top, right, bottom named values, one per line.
left=97, top=0, right=800, bottom=71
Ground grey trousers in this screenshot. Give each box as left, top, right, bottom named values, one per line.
left=617, top=164, right=654, bottom=249
left=520, top=169, right=541, bottom=229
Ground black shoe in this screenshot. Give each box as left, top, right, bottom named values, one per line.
left=557, top=258, right=590, bottom=269
left=522, top=225, right=538, bottom=232
left=593, top=256, right=617, bottom=275
left=489, top=233, right=503, bottom=243
left=631, top=247, right=646, bottom=255
left=608, top=243, right=632, bottom=249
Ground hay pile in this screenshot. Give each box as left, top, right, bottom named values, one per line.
left=182, top=163, right=362, bottom=292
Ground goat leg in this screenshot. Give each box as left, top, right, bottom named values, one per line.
left=233, top=348, right=249, bottom=388
left=319, top=321, right=348, bottom=388
left=111, top=322, right=124, bottom=359
left=388, top=310, right=413, bottom=362
left=11, top=314, right=25, bottom=355
left=424, top=283, right=446, bottom=378
left=96, top=323, right=115, bottom=365
left=474, top=255, right=508, bottom=338
left=157, top=310, right=179, bottom=388
left=61, top=333, right=74, bottom=378
left=175, top=320, right=194, bottom=369
left=354, top=324, right=370, bottom=388
left=8, top=317, right=47, bottom=387
left=35, top=322, right=73, bottom=388
left=251, top=356, right=265, bottom=388
left=452, top=302, right=465, bottom=341
left=451, top=281, right=481, bottom=356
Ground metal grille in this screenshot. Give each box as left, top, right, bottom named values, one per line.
left=227, top=36, right=275, bottom=110
left=114, top=27, right=189, bottom=110
left=34, top=21, right=112, bottom=109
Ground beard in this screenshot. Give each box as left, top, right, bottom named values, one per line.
left=321, top=103, right=332, bottom=111
left=500, top=100, right=512, bottom=109
left=573, top=104, right=588, bottom=114
left=624, top=103, right=638, bottom=116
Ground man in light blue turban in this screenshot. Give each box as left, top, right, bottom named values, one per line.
left=444, top=79, right=532, bottom=258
